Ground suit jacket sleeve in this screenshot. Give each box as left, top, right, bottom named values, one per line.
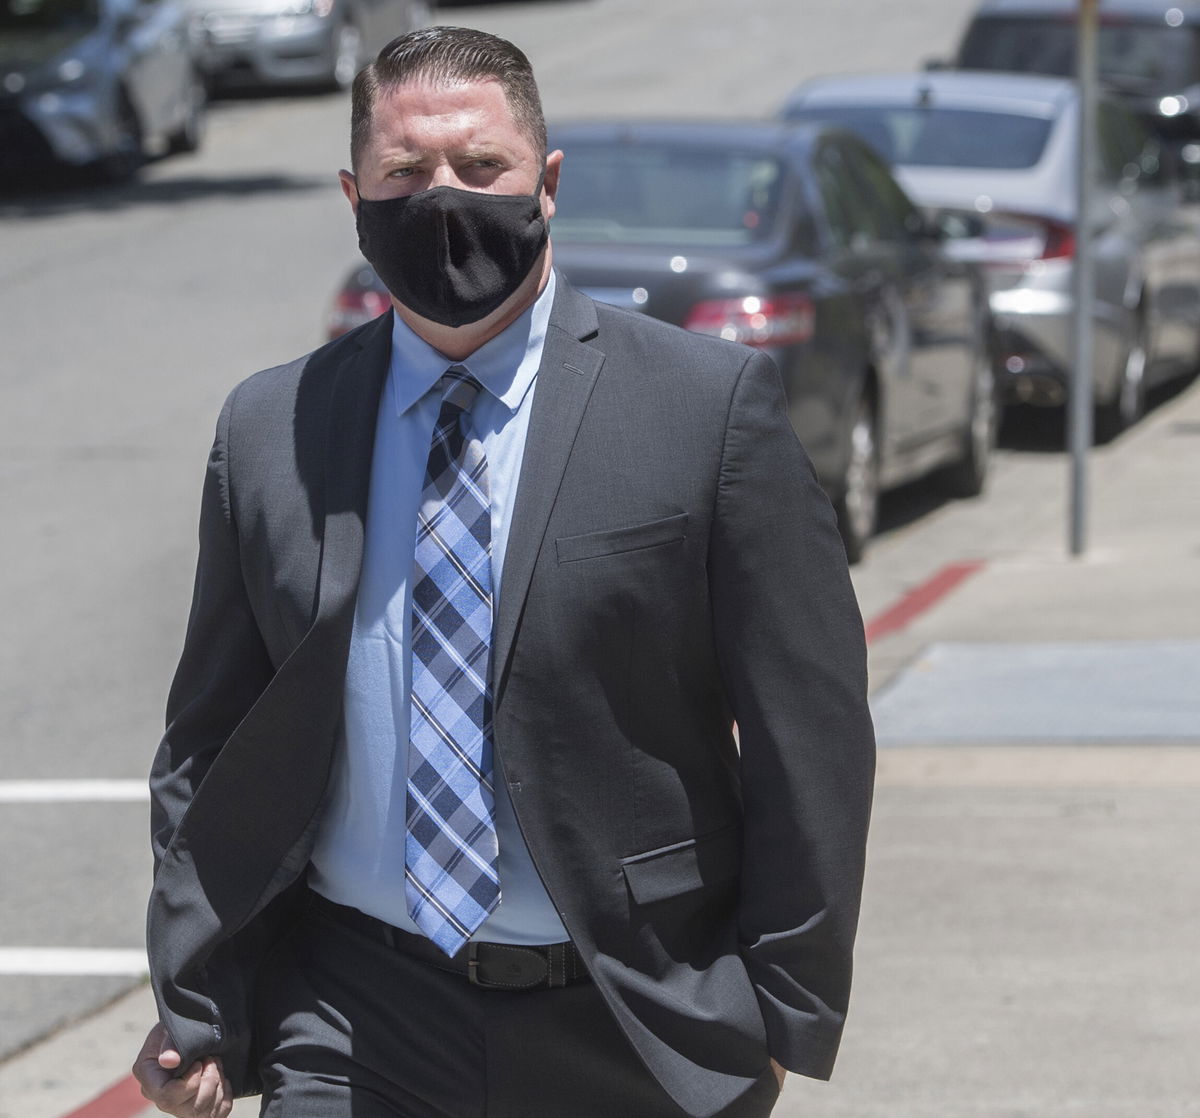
left=150, top=390, right=275, bottom=873
left=709, top=350, right=875, bottom=1079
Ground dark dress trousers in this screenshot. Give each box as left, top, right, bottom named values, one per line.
left=146, top=276, right=876, bottom=1118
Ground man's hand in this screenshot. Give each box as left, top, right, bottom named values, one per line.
left=770, top=1058, right=787, bottom=1090
left=133, top=1023, right=233, bottom=1118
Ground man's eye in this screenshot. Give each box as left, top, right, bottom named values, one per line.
left=389, top=167, right=417, bottom=178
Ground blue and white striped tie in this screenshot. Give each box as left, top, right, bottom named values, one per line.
left=405, top=367, right=500, bottom=956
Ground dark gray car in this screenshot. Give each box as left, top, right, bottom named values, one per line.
left=329, top=121, right=997, bottom=562
left=189, top=0, right=432, bottom=91
left=954, top=0, right=1200, bottom=145
left=0, top=0, right=206, bottom=180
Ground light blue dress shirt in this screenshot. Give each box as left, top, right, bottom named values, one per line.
left=309, top=273, right=568, bottom=944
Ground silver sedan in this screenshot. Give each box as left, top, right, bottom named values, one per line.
left=1, top=0, right=206, bottom=180
left=188, top=0, right=432, bottom=91
left=782, top=70, right=1200, bottom=438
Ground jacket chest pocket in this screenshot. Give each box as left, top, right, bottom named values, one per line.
left=555, top=512, right=688, bottom=564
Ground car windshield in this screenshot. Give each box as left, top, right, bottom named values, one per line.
left=790, top=105, right=1053, bottom=170
left=551, top=143, right=786, bottom=247
left=0, top=0, right=98, bottom=29
left=959, top=17, right=1200, bottom=94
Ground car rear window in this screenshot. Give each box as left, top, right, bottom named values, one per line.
left=551, top=144, right=786, bottom=247
left=958, top=16, right=1200, bottom=95
left=788, top=105, right=1053, bottom=170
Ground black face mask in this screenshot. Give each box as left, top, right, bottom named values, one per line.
left=355, top=173, right=548, bottom=328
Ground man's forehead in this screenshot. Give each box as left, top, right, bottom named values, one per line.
left=366, top=77, right=529, bottom=156
left=375, top=76, right=511, bottom=117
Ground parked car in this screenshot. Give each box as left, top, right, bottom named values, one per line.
left=329, top=121, right=998, bottom=562
left=188, top=0, right=432, bottom=91
left=952, top=0, right=1200, bottom=146
left=781, top=71, right=1200, bottom=438
left=0, top=0, right=206, bottom=181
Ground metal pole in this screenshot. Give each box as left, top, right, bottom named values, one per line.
left=1070, top=0, right=1098, bottom=556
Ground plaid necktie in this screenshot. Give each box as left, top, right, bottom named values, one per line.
left=405, top=367, right=500, bottom=956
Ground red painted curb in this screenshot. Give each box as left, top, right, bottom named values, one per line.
left=60, top=1075, right=145, bottom=1118
left=864, top=559, right=986, bottom=645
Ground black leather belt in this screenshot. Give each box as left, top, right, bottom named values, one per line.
left=307, top=891, right=589, bottom=991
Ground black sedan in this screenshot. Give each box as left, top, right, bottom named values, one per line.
left=329, top=121, right=998, bottom=562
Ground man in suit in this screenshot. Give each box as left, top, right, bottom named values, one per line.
left=133, top=25, right=874, bottom=1118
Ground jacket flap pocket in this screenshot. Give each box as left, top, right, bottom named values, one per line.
left=556, top=512, right=688, bottom=564
left=620, top=826, right=741, bottom=906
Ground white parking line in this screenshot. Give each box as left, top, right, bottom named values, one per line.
left=0, top=781, right=148, bottom=803
left=0, top=949, right=148, bottom=976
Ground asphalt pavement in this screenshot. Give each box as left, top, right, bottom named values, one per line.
left=3, top=0, right=1197, bottom=1113
left=3, top=370, right=1197, bottom=1117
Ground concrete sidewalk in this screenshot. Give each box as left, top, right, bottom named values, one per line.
left=3, top=378, right=1197, bottom=1117
left=782, top=378, right=1200, bottom=1116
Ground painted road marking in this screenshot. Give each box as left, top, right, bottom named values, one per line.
left=0, top=949, right=148, bottom=976
left=0, top=781, right=148, bottom=803
left=864, top=559, right=985, bottom=644
left=59, top=1075, right=148, bottom=1118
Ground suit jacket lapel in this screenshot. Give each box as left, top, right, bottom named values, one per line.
left=493, top=280, right=603, bottom=700
left=311, top=311, right=392, bottom=637
left=154, top=312, right=392, bottom=931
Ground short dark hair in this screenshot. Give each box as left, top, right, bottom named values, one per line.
left=350, top=26, right=547, bottom=171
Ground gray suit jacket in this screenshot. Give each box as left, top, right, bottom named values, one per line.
left=147, top=276, right=875, bottom=1118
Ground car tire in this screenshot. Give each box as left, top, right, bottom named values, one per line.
left=103, top=90, right=144, bottom=181
left=834, top=393, right=879, bottom=565
left=941, top=334, right=998, bottom=498
left=1095, top=312, right=1146, bottom=443
left=329, top=20, right=363, bottom=92
left=168, top=70, right=207, bottom=155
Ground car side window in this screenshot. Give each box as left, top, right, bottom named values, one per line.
left=814, top=145, right=860, bottom=249
left=840, top=140, right=923, bottom=242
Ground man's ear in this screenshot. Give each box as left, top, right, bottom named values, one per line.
left=542, top=149, right=563, bottom=221
left=339, top=169, right=360, bottom=215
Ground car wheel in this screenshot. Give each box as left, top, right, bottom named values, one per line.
left=834, top=393, right=879, bottom=565
left=329, top=21, right=363, bottom=92
left=941, top=337, right=998, bottom=498
left=1095, top=313, right=1146, bottom=443
left=168, top=69, right=207, bottom=155
left=103, top=91, right=144, bottom=181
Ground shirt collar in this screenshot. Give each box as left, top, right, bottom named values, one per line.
left=388, top=270, right=556, bottom=418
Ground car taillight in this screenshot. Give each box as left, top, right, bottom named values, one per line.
left=979, top=213, right=1075, bottom=267
left=327, top=287, right=391, bottom=339
left=1038, top=219, right=1075, bottom=260
left=683, top=293, right=816, bottom=347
